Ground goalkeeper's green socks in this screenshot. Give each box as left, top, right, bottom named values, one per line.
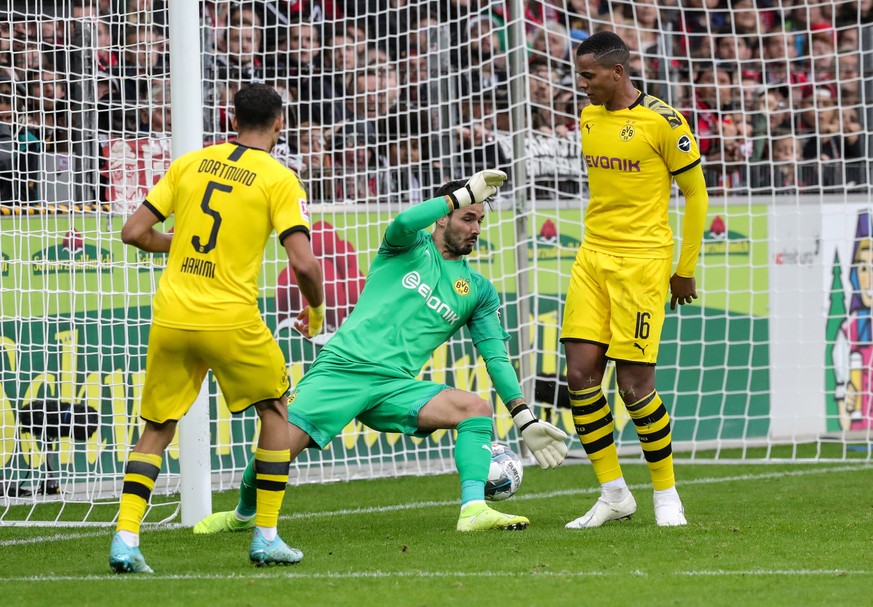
left=237, top=456, right=258, bottom=518
left=454, top=416, right=493, bottom=507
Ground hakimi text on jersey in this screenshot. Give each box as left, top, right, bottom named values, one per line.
left=180, top=255, right=216, bottom=279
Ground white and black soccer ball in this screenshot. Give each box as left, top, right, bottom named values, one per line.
left=484, top=443, right=523, bottom=501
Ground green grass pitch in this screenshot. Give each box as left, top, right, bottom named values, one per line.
left=1, top=461, right=871, bottom=607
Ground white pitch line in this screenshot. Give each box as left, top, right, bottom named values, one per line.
left=1, top=463, right=869, bottom=547
left=284, top=463, right=872, bottom=520
left=680, top=569, right=872, bottom=576
left=0, top=531, right=108, bottom=547
left=0, top=569, right=870, bottom=583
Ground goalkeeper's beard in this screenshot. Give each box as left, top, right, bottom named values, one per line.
left=444, top=228, right=476, bottom=257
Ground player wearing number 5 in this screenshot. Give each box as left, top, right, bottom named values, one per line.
left=110, top=83, right=325, bottom=573
left=562, top=32, right=709, bottom=528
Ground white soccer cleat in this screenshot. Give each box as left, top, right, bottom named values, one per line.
left=653, top=492, right=687, bottom=527
left=565, top=492, right=637, bottom=529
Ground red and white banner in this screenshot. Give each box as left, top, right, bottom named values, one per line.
left=101, top=137, right=172, bottom=214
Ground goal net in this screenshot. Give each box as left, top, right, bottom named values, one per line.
left=0, top=0, right=870, bottom=525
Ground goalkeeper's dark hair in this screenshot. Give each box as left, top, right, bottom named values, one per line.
left=233, top=83, right=283, bottom=131
left=574, top=31, right=630, bottom=68
left=434, top=179, right=467, bottom=199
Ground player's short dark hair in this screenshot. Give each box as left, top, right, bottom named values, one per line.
left=574, top=31, right=630, bottom=67
left=434, top=179, right=466, bottom=199
left=233, top=83, right=283, bottom=131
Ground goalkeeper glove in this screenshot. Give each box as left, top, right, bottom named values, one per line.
left=307, top=301, right=326, bottom=337
left=509, top=401, right=569, bottom=470
left=446, top=169, right=507, bottom=210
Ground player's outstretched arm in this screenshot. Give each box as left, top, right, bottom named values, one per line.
left=477, top=338, right=569, bottom=469
left=385, top=195, right=454, bottom=248
left=507, top=398, right=569, bottom=470
left=120, top=203, right=172, bottom=253
left=385, top=170, right=508, bottom=248
left=444, top=169, right=507, bottom=211
left=284, top=231, right=325, bottom=337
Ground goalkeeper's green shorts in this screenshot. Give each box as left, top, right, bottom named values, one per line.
left=287, top=350, right=448, bottom=448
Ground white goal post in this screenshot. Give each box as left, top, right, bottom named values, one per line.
left=0, top=0, right=871, bottom=526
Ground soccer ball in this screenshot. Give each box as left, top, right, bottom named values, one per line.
left=484, top=443, right=523, bottom=501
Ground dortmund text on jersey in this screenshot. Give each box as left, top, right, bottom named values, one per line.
left=145, top=142, right=310, bottom=330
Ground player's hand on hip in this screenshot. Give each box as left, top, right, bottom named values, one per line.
left=520, top=420, right=570, bottom=469
left=448, top=169, right=508, bottom=208
left=669, top=274, right=698, bottom=310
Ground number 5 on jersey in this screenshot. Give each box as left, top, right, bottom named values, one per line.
left=192, top=181, right=231, bottom=254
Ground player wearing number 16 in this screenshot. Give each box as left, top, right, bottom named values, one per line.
left=562, top=32, right=709, bottom=529
left=109, top=83, right=325, bottom=573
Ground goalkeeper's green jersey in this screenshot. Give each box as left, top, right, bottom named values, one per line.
left=321, top=228, right=508, bottom=379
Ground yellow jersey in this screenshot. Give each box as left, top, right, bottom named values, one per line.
left=145, top=142, right=310, bottom=329
left=580, top=92, right=701, bottom=259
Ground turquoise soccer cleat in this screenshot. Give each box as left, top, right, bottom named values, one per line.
left=249, top=528, right=304, bottom=566
left=193, top=510, right=256, bottom=535
left=109, top=533, right=154, bottom=574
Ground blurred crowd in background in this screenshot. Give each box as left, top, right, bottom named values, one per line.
left=0, top=0, right=870, bottom=206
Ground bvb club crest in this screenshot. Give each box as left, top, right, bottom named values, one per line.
left=454, top=278, right=470, bottom=295
left=620, top=122, right=635, bottom=142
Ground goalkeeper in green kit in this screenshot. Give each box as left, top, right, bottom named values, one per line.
left=195, top=170, right=569, bottom=550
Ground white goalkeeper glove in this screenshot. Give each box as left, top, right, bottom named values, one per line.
left=446, top=169, right=507, bottom=210
left=509, top=401, right=569, bottom=470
